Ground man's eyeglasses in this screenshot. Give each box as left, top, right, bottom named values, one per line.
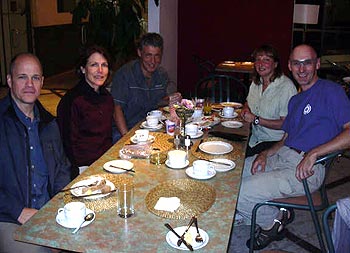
left=290, top=59, right=317, bottom=68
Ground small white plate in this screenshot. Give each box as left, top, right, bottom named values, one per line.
left=186, top=166, right=216, bottom=180
left=166, top=226, right=209, bottom=251
left=165, top=159, right=189, bottom=169
left=210, top=159, right=236, bottom=172
left=220, top=102, right=243, bottom=108
left=103, top=160, right=134, bottom=173
left=199, top=141, right=233, bottom=155
left=141, top=121, right=162, bottom=130
left=130, top=134, right=155, bottom=144
left=221, top=120, right=243, bottom=128
left=70, top=176, right=115, bottom=200
left=56, top=209, right=95, bottom=229
left=188, top=130, right=204, bottom=139
left=219, top=112, right=238, bottom=119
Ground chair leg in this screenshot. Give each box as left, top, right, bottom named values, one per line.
left=249, top=203, right=261, bottom=253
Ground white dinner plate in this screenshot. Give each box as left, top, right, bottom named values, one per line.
left=219, top=112, right=238, bottom=119
left=188, top=130, right=204, bottom=139
left=199, top=141, right=233, bottom=155
left=141, top=121, right=163, bottom=130
left=185, top=166, right=216, bottom=180
left=192, top=116, right=220, bottom=128
left=70, top=176, right=115, bottom=200
left=166, top=226, right=209, bottom=251
left=165, top=159, right=189, bottom=169
left=130, top=134, right=155, bottom=144
left=56, top=209, right=95, bottom=229
left=221, top=120, right=243, bottom=128
left=210, top=159, right=236, bottom=172
left=103, top=160, right=134, bottom=173
left=220, top=102, right=243, bottom=108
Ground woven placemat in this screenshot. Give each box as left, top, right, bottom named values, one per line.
left=126, top=132, right=174, bottom=153
left=63, top=174, right=133, bottom=213
left=145, top=179, right=216, bottom=220
left=191, top=136, right=242, bottom=161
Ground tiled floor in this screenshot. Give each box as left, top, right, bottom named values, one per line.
left=1, top=71, right=349, bottom=253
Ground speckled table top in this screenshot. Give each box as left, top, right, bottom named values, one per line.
left=14, top=121, right=249, bottom=252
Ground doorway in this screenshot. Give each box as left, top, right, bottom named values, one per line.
left=0, top=0, right=30, bottom=86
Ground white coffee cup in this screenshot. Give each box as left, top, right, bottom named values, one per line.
left=168, top=150, right=187, bottom=167
left=223, top=106, right=234, bottom=117
left=192, top=107, right=203, bottom=118
left=147, top=110, right=162, bottom=120
left=135, top=129, right=149, bottom=142
left=185, top=124, right=202, bottom=137
left=57, top=202, right=86, bottom=227
left=146, top=115, right=159, bottom=127
left=192, top=160, right=214, bottom=176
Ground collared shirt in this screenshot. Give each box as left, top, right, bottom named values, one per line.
left=13, top=102, right=50, bottom=209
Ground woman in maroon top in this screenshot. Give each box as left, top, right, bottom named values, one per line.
left=57, top=46, right=114, bottom=179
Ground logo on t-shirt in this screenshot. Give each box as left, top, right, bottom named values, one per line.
left=303, top=103, right=312, bottom=115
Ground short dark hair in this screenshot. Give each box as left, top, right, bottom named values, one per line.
left=137, top=33, right=163, bottom=51
left=9, top=53, right=42, bottom=76
left=251, top=44, right=282, bottom=85
left=76, top=45, right=112, bottom=79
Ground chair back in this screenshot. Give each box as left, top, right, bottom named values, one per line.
left=195, top=74, right=248, bottom=103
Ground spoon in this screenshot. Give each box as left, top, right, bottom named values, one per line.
left=72, top=213, right=95, bottom=234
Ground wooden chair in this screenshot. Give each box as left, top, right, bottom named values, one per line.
left=194, top=74, right=248, bottom=103
left=248, top=151, right=343, bottom=253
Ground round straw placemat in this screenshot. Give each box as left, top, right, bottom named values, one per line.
left=145, top=178, right=216, bottom=219
left=126, top=132, right=174, bottom=153
left=63, top=174, right=133, bottom=213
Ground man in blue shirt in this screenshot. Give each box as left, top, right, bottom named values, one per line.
left=111, top=33, right=180, bottom=141
left=235, top=45, right=350, bottom=250
left=0, top=53, right=71, bottom=252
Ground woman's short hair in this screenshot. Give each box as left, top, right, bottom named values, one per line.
left=251, top=44, right=282, bottom=85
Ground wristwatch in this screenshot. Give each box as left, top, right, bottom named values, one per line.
left=253, top=116, right=260, bottom=125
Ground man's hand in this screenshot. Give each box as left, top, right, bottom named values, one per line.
left=295, top=153, right=318, bottom=181
left=251, top=151, right=268, bottom=174
left=17, top=208, right=38, bottom=224
left=169, top=92, right=182, bottom=107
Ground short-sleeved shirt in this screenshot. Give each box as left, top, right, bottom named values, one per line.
left=247, top=75, right=297, bottom=147
left=111, top=60, right=169, bottom=129
left=283, top=79, right=350, bottom=152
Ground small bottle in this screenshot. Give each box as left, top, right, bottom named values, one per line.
left=174, top=134, right=180, bottom=150
left=184, top=135, right=191, bottom=157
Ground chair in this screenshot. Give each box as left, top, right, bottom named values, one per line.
left=322, top=204, right=336, bottom=253
left=192, top=54, right=216, bottom=80
left=248, top=151, right=343, bottom=253
left=194, top=74, right=248, bottom=103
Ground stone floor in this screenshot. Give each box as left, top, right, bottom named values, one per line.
left=1, top=71, right=349, bottom=253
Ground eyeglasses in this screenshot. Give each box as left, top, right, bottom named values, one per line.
left=290, top=59, right=317, bottom=68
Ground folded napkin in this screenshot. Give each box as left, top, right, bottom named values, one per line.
left=154, top=197, right=181, bottom=212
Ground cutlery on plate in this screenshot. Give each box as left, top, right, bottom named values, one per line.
left=60, top=182, right=98, bottom=192
left=200, top=158, right=232, bottom=166
left=72, top=189, right=118, bottom=198
left=194, top=217, right=203, bottom=243
left=177, top=216, right=195, bottom=246
left=164, top=223, right=194, bottom=251
left=109, top=165, right=135, bottom=173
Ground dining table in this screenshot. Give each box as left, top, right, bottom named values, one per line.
left=215, top=61, right=254, bottom=86
left=14, top=108, right=250, bottom=252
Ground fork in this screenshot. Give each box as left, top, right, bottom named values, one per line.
left=194, top=217, right=203, bottom=243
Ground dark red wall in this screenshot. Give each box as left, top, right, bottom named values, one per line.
left=178, top=0, right=294, bottom=96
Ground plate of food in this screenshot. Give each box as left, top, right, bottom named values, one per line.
left=70, top=176, right=115, bottom=199
left=192, top=116, right=220, bottom=128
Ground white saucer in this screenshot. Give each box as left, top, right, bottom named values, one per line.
left=103, top=160, right=134, bottom=173
left=56, top=209, right=95, bottom=229
left=141, top=121, right=162, bottom=130
left=185, top=166, right=216, bottom=180
left=166, top=226, right=209, bottom=251
left=130, top=134, right=155, bottom=144
left=219, top=112, right=238, bottom=119
left=165, top=159, right=189, bottom=169
left=221, top=120, right=243, bottom=128
left=188, top=130, right=204, bottom=139
left=210, top=159, right=236, bottom=172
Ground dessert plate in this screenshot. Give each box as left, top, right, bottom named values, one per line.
left=70, top=176, right=115, bottom=200
left=165, top=159, right=189, bottom=169
left=130, top=134, right=155, bottom=144
left=56, top=209, right=95, bottom=229
left=221, top=120, right=243, bottom=128
left=219, top=112, right=238, bottom=119
left=166, top=226, right=209, bottom=251
left=103, top=160, right=134, bottom=173
left=199, top=141, right=233, bottom=155
left=185, top=166, right=216, bottom=180
left=210, top=159, right=236, bottom=172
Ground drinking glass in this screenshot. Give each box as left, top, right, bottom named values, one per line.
left=203, top=98, right=212, bottom=116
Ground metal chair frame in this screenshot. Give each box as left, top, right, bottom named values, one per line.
left=248, top=151, right=343, bottom=253
left=322, top=204, right=336, bottom=253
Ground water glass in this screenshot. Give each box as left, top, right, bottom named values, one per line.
left=117, top=183, right=135, bottom=218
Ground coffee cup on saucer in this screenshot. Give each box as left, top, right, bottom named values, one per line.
left=135, top=129, right=149, bottom=142
left=222, top=106, right=234, bottom=117
left=167, top=150, right=187, bottom=167
left=146, top=115, right=159, bottom=127
left=185, top=124, right=202, bottom=137
left=192, top=160, right=214, bottom=176
left=57, top=202, right=86, bottom=227
left=147, top=110, right=162, bottom=120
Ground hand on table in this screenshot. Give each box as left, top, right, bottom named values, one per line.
left=18, top=208, right=38, bottom=224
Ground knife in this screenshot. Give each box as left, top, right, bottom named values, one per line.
left=200, top=158, right=232, bottom=166
left=164, top=223, right=194, bottom=251
left=109, top=165, right=135, bottom=173
left=60, top=182, right=98, bottom=192
left=71, top=189, right=118, bottom=198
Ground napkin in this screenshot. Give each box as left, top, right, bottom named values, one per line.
left=154, top=197, right=181, bottom=212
